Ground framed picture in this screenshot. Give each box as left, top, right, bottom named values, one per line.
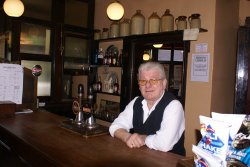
left=95, top=92, right=120, bottom=122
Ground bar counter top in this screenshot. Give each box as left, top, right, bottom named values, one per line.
left=0, top=110, right=186, bottom=167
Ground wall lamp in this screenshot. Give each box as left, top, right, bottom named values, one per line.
left=106, top=1, right=124, bottom=20
left=143, top=50, right=152, bottom=61
left=3, top=0, right=24, bottom=17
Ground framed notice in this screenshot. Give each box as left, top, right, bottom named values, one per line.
left=191, top=53, right=210, bottom=82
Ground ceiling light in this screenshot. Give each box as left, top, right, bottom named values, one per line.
left=106, top=1, right=124, bottom=20
left=153, top=44, right=163, bottom=48
left=3, top=0, right=24, bottom=17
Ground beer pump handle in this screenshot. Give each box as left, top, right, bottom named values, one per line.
left=78, top=84, right=84, bottom=97
left=78, top=84, right=84, bottom=108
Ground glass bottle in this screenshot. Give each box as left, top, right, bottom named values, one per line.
left=131, top=10, right=145, bottom=35
left=97, top=48, right=104, bottom=65
left=113, top=78, right=119, bottom=94
left=161, top=9, right=174, bottom=32
left=94, top=49, right=98, bottom=65
left=110, top=21, right=120, bottom=38
left=112, top=49, right=118, bottom=66
left=87, top=85, right=94, bottom=105
left=116, top=49, right=123, bottom=66
left=148, top=12, right=160, bottom=33
left=108, top=51, right=112, bottom=65
left=120, top=18, right=130, bottom=37
left=97, top=76, right=102, bottom=92
left=103, top=50, right=108, bottom=65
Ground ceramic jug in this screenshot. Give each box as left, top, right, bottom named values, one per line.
left=175, top=16, right=187, bottom=30
left=148, top=12, right=160, bottom=33
left=161, top=9, right=174, bottom=32
left=188, top=13, right=201, bottom=29
left=131, top=10, right=145, bottom=35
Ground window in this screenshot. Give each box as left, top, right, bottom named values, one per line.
left=20, top=23, right=51, bottom=55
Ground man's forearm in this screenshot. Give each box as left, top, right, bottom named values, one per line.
left=114, top=128, right=131, bottom=142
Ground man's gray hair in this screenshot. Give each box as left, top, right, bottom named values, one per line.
left=138, top=61, right=166, bottom=79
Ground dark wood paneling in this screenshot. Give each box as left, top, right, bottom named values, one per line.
left=0, top=111, right=184, bottom=167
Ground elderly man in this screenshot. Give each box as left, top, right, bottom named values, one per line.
left=109, top=61, right=185, bottom=156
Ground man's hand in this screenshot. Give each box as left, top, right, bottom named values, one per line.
left=125, top=133, right=146, bottom=148
left=114, top=129, right=146, bottom=148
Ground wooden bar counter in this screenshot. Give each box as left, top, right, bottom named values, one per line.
left=0, top=110, right=186, bottom=167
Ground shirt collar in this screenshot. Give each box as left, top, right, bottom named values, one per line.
left=141, top=91, right=165, bottom=112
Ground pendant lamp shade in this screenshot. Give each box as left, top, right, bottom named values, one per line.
left=3, top=0, right=25, bottom=17
left=153, top=44, right=163, bottom=48
left=106, top=1, right=124, bottom=20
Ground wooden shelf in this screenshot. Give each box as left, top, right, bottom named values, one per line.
left=94, top=28, right=208, bottom=42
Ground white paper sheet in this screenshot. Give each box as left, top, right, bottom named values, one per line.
left=0, top=63, right=23, bottom=104
left=191, top=53, right=210, bottom=82
left=183, top=28, right=199, bottom=41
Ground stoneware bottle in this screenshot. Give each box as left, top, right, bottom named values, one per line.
left=101, top=28, right=109, bottom=39
left=175, top=16, right=187, bottom=30
left=94, top=29, right=101, bottom=40
left=188, top=13, right=201, bottom=29
left=119, top=18, right=130, bottom=37
left=148, top=12, right=160, bottom=33
left=131, top=10, right=145, bottom=35
left=109, top=21, right=119, bottom=38
left=161, top=9, right=174, bottom=32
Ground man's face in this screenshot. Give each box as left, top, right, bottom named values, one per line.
left=138, top=70, right=167, bottom=102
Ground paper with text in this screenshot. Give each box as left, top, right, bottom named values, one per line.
left=0, top=63, right=23, bottom=104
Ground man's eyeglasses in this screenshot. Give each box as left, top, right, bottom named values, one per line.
left=138, top=79, right=162, bottom=86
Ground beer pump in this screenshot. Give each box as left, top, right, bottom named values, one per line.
left=62, top=84, right=109, bottom=137
left=83, top=86, right=98, bottom=129
left=72, top=84, right=84, bottom=125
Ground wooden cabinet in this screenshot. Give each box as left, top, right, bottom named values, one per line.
left=91, top=38, right=123, bottom=122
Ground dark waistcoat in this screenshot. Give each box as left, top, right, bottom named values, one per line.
left=132, top=91, right=186, bottom=156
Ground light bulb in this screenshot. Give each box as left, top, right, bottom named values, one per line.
left=143, top=53, right=150, bottom=61
left=3, top=0, right=24, bottom=17
left=106, top=1, right=124, bottom=20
